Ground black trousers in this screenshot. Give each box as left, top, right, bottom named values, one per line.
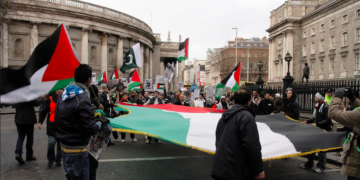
left=147, top=136, right=159, bottom=142
left=302, top=75, right=309, bottom=83
left=15, top=124, right=34, bottom=157
left=88, top=154, right=98, bottom=180
left=121, top=133, right=135, bottom=140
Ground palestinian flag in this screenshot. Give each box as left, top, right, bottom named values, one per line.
left=97, top=71, right=107, bottom=84
left=110, top=103, right=345, bottom=160
left=120, top=43, right=142, bottom=73
left=128, top=69, right=141, bottom=91
left=221, top=62, right=241, bottom=92
left=0, top=24, right=80, bottom=104
left=157, top=84, right=165, bottom=90
left=215, top=83, right=226, bottom=100
left=175, top=38, right=189, bottom=61
left=111, top=69, right=119, bottom=80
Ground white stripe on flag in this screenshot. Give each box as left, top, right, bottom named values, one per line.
left=132, top=43, right=142, bottom=67
left=225, top=72, right=236, bottom=88
left=178, top=48, right=185, bottom=58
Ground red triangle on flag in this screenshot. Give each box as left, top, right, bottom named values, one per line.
left=130, top=70, right=141, bottom=83
left=42, top=25, right=80, bottom=82
left=234, top=62, right=241, bottom=85
left=113, top=68, right=119, bottom=79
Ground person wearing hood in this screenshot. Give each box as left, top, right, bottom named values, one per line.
left=217, top=96, right=230, bottom=110
left=205, top=98, right=216, bottom=109
left=211, top=88, right=264, bottom=180
left=55, top=64, right=108, bottom=180
left=281, top=88, right=300, bottom=120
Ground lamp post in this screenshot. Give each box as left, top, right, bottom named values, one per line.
left=246, top=44, right=251, bottom=81
left=232, top=28, right=238, bottom=65
left=256, top=59, right=264, bottom=92
left=282, top=52, right=294, bottom=90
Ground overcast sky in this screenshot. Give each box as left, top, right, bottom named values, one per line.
left=83, top=0, right=285, bottom=61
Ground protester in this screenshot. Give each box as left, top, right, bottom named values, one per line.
left=273, top=96, right=283, bottom=114
left=120, top=92, right=137, bottom=143
left=258, top=93, right=274, bottom=115
left=160, top=93, right=169, bottom=104
left=55, top=64, right=108, bottom=179
left=204, top=98, right=216, bottom=108
left=253, top=90, right=259, bottom=102
left=325, top=88, right=333, bottom=105
left=211, top=88, right=264, bottom=180
left=144, top=91, right=163, bottom=144
left=174, top=94, right=190, bottom=106
left=199, top=93, right=206, bottom=103
left=281, top=88, right=300, bottom=120
left=251, top=97, right=260, bottom=115
left=328, top=87, right=360, bottom=180
left=172, top=90, right=181, bottom=104
left=38, top=90, right=63, bottom=168
left=99, top=84, right=117, bottom=145
left=259, top=93, right=265, bottom=101
left=14, top=98, right=43, bottom=164
left=186, top=92, right=192, bottom=103
left=300, top=92, right=331, bottom=173
left=216, top=96, right=230, bottom=110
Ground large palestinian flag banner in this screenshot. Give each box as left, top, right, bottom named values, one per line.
left=175, top=38, right=189, bottom=61
left=220, top=62, right=241, bottom=93
left=0, top=24, right=80, bottom=104
left=111, top=103, right=345, bottom=160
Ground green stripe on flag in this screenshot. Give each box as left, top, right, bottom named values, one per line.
left=231, top=82, right=239, bottom=93
left=128, top=82, right=141, bottom=91
left=49, top=78, right=74, bottom=93
left=175, top=56, right=187, bottom=61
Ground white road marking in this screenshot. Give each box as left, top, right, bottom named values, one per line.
left=99, top=155, right=210, bottom=162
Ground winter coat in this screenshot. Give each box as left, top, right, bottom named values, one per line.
left=55, top=83, right=100, bottom=148
left=211, top=104, right=263, bottom=180
left=250, top=102, right=259, bottom=115
left=258, top=99, right=274, bottom=115
left=329, top=98, right=360, bottom=179
left=174, top=100, right=190, bottom=106
left=303, top=65, right=310, bottom=77
left=306, top=102, right=332, bottom=131
left=99, top=92, right=114, bottom=113
left=39, top=95, right=58, bottom=137
left=14, top=98, right=43, bottom=124
left=281, top=95, right=300, bottom=120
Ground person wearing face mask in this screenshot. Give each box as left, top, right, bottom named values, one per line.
left=216, top=96, right=230, bottom=110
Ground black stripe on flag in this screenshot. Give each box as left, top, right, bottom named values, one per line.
left=0, top=26, right=61, bottom=95
left=255, top=114, right=346, bottom=152
left=220, top=63, right=239, bottom=86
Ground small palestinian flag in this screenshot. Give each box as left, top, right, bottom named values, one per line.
left=97, top=71, right=107, bottom=84
left=120, top=43, right=143, bottom=73
left=128, top=69, right=141, bottom=91
left=0, top=24, right=80, bottom=104
left=157, top=84, right=165, bottom=90
left=175, top=38, right=189, bottom=61
left=221, top=62, right=241, bottom=92
left=112, top=68, right=119, bottom=80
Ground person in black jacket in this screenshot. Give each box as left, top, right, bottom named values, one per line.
left=55, top=64, right=107, bottom=180
left=14, top=97, right=43, bottom=164
left=99, top=84, right=117, bottom=145
left=38, top=90, right=63, bottom=168
left=300, top=91, right=331, bottom=173
left=281, top=88, right=300, bottom=120
left=258, top=93, right=274, bottom=115
left=211, top=87, right=265, bottom=180
left=174, top=94, right=190, bottom=106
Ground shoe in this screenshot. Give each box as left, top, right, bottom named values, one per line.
left=146, top=139, right=150, bottom=144
left=121, top=139, right=125, bottom=143
left=15, top=154, right=25, bottom=164
left=313, top=168, right=324, bottom=173
left=132, top=138, right=137, bottom=142
left=47, top=161, right=54, bottom=169
left=115, top=139, right=119, bottom=142
left=26, top=155, right=37, bottom=161
left=55, top=161, right=62, bottom=166
left=299, top=163, right=313, bottom=169
left=109, top=141, right=115, bottom=145
left=157, top=140, right=161, bottom=144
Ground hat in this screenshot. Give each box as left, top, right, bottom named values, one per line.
left=325, top=88, right=334, bottom=93
left=154, top=90, right=159, bottom=94
left=101, top=84, right=108, bottom=89
left=275, top=93, right=280, bottom=97
left=94, top=109, right=105, bottom=120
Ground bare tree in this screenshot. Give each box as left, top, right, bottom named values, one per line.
left=215, top=56, right=236, bottom=79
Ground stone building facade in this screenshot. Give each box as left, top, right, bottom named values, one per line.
left=205, top=37, right=269, bottom=88
left=1, top=0, right=184, bottom=92
left=267, top=0, right=360, bottom=83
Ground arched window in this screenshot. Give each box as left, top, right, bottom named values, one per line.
left=90, top=46, right=97, bottom=63
left=14, top=39, right=24, bottom=58
left=108, top=49, right=115, bottom=65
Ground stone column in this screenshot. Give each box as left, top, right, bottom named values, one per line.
left=81, top=29, right=88, bottom=64
left=101, top=35, right=108, bottom=77
left=116, top=37, right=124, bottom=78
left=268, top=40, right=273, bottom=81
left=30, top=23, right=38, bottom=54
left=139, top=43, right=144, bottom=83
left=145, top=47, right=150, bottom=80
left=149, top=49, right=153, bottom=81
left=1, top=23, right=8, bottom=68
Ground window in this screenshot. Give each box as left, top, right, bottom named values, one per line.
left=357, top=9, right=360, bottom=18
left=303, top=31, right=307, bottom=38
left=330, top=58, right=334, bottom=72
left=14, top=39, right=24, bottom=58
left=357, top=28, right=360, bottom=43
left=320, top=40, right=324, bottom=52
left=330, top=36, right=335, bottom=49
left=321, top=24, right=324, bottom=31
left=356, top=53, right=360, bottom=70
left=342, top=56, right=347, bottom=71
left=342, top=32, right=348, bottom=46
left=90, top=46, right=97, bottom=63
left=303, top=45, right=307, bottom=55
left=312, top=28, right=316, bottom=35
left=255, top=53, right=257, bottom=57
left=108, top=49, right=115, bottom=65
left=311, top=62, right=314, bottom=74
left=320, top=60, right=324, bottom=73
left=343, top=15, right=348, bottom=23
left=331, top=20, right=335, bottom=28
left=311, top=42, right=315, bottom=54
left=248, top=53, right=251, bottom=57
left=241, top=53, right=244, bottom=57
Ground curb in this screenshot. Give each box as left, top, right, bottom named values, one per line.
left=0, top=111, right=39, bottom=115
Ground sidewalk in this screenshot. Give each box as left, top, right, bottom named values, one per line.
left=0, top=107, right=39, bottom=115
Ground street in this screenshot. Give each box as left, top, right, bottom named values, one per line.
left=0, top=110, right=347, bottom=180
